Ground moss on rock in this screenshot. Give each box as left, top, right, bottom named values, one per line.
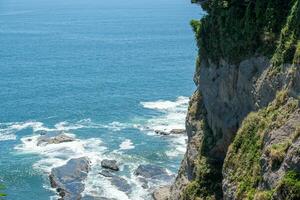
left=223, top=90, right=299, bottom=199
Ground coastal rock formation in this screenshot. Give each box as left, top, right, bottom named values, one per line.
left=153, top=186, right=171, bottom=200
left=101, top=159, right=119, bottom=171
left=154, top=129, right=186, bottom=136
left=169, top=0, right=300, bottom=199
left=135, top=164, right=170, bottom=179
left=170, top=129, right=186, bottom=135
left=99, top=170, right=131, bottom=193
left=37, top=131, right=75, bottom=146
left=110, top=176, right=132, bottom=193
left=49, top=157, right=90, bottom=200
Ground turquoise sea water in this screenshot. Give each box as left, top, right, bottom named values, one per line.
left=0, top=0, right=202, bottom=199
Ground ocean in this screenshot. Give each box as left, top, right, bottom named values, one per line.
left=0, top=0, right=203, bottom=199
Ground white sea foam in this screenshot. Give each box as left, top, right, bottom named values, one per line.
left=166, top=135, right=187, bottom=157
left=15, top=133, right=105, bottom=173
left=140, top=96, right=189, bottom=133
left=0, top=133, right=16, bottom=141
left=119, top=139, right=135, bottom=150
left=0, top=118, right=130, bottom=142
left=140, top=96, right=189, bottom=158
left=4, top=96, right=189, bottom=199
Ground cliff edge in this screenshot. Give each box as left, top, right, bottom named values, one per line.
left=169, top=0, right=300, bottom=199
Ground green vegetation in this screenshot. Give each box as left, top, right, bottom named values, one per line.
left=182, top=156, right=223, bottom=200
left=191, top=0, right=300, bottom=69
left=275, top=171, right=300, bottom=200
left=0, top=184, right=6, bottom=198
left=181, top=90, right=223, bottom=200
left=224, top=90, right=299, bottom=199
left=253, top=190, right=273, bottom=200
left=266, top=141, right=291, bottom=170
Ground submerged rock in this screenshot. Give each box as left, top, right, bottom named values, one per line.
left=101, top=159, right=119, bottom=171
left=37, top=131, right=75, bottom=146
left=49, top=157, right=90, bottom=200
left=154, top=130, right=170, bottom=135
left=154, top=129, right=186, bottom=136
left=111, top=176, right=131, bottom=193
left=170, top=129, right=186, bottom=135
left=134, top=164, right=170, bottom=180
left=82, top=195, right=117, bottom=200
left=153, top=186, right=170, bottom=200
left=99, top=169, right=114, bottom=177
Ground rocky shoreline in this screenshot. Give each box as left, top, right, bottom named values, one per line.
left=29, top=128, right=184, bottom=199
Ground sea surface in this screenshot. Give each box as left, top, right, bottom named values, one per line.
left=0, top=0, right=203, bottom=199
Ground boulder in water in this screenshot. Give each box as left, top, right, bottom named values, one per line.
left=49, top=157, right=90, bottom=200
left=154, top=130, right=170, bottom=135
left=101, top=159, right=119, bottom=171
left=37, top=131, right=75, bottom=146
left=111, top=176, right=131, bottom=193
left=170, top=129, right=186, bottom=135
left=134, top=164, right=169, bottom=179
left=99, top=169, right=114, bottom=177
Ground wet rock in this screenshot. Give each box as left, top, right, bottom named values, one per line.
left=170, top=129, right=186, bottom=135
left=49, top=157, right=90, bottom=200
left=82, top=195, right=117, bottom=200
left=101, top=159, right=119, bottom=171
left=134, top=164, right=170, bottom=179
left=153, top=186, right=170, bottom=200
left=36, top=130, right=47, bottom=135
left=138, top=177, right=149, bottom=189
left=155, top=130, right=170, bottom=135
left=111, top=176, right=131, bottom=193
left=37, top=131, right=75, bottom=146
left=99, top=169, right=114, bottom=177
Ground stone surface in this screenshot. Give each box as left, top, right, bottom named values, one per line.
left=134, top=164, right=169, bottom=179
left=99, top=169, right=114, bottom=177
left=49, top=157, right=90, bottom=200
left=169, top=55, right=300, bottom=200
left=154, top=130, right=170, bottom=135
left=153, top=186, right=170, bottom=200
left=170, top=129, right=186, bottom=135
left=37, top=131, right=75, bottom=146
left=82, top=195, right=117, bottom=200
left=110, top=176, right=131, bottom=193
left=101, top=159, right=119, bottom=171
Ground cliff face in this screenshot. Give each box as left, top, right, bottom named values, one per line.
left=169, top=0, right=300, bottom=199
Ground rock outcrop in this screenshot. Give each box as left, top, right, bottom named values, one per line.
left=37, top=131, right=75, bottom=146
left=169, top=0, right=300, bottom=199
left=101, top=159, right=119, bottom=171
left=49, top=157, right=91, bottom=200
left=153, top=186, right=171, bottom=200
left=135, top=164, right=170, bottom=180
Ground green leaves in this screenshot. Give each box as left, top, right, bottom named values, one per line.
left=195, top=0, right=299, bottom=67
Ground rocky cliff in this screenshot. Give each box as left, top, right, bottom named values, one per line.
left=169, top=0, right=300, bottom=199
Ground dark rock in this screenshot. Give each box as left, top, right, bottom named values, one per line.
left=134, top=164, right=170, bottom=179
left=111, top=176, right=131, bottom=193
left=99, top=169, right=114, bottom=177
left=101, top=159, right=119, bottom=171
left=37, top=131, right=75, bottom=146
left=82, top=195, right=117, bottom=200
left=153, top=186, right=170, bottom=200
left=37, top=130, right=47, bottom=135
left=138, top=177, right=149, bottom=189
left=170, top=129, right=186, bottom=135
left=154, top=130, right=170, bottom=135
left=49, top=157, right=90, bottom=200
